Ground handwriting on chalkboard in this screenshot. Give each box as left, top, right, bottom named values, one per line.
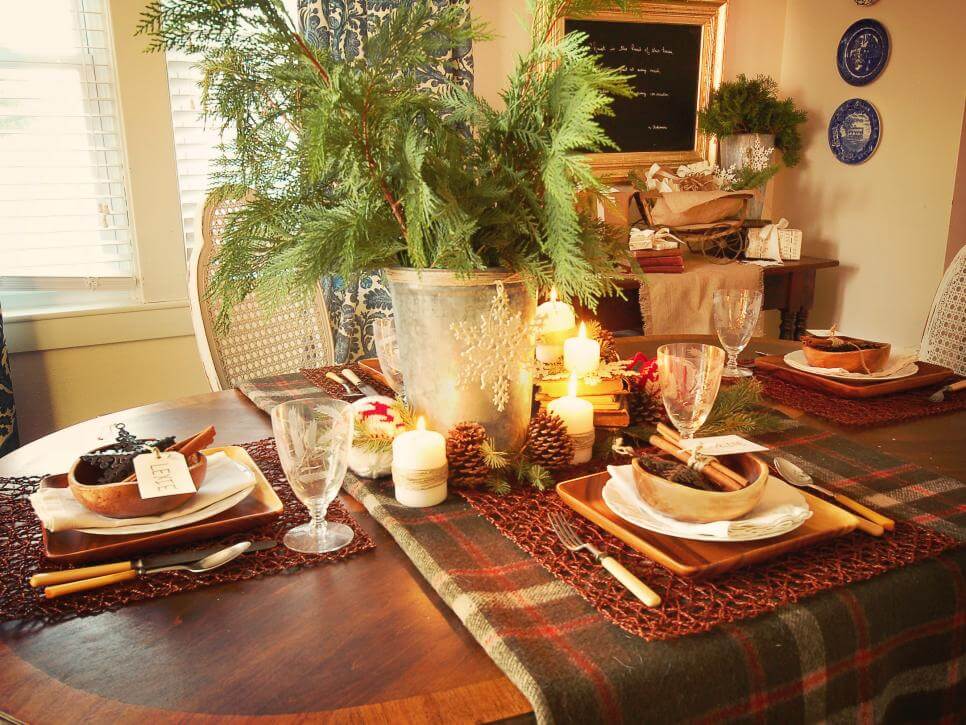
left=566, top=18, right=703, bottom=153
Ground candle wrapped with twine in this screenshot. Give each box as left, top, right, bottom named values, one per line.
left=391, top=462, right=448, bottom=508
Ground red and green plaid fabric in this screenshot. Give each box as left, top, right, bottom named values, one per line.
left=343, top=424, right=964, bottom=724
left=238, top=373, right=965, bottom=723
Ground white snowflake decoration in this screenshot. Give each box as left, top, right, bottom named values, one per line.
left=450, top=281, right=533, bottom=412
left=746, top=138, right=776, bottom=172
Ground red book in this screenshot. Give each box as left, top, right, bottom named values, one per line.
left=633, top=255, right=684, bottom=267
left=629, top=247, right=683, bottom=259
left=640, top=267, right=685, bottom=274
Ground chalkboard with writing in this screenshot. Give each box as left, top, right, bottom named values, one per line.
left=566, top=19, right=702, bottom=153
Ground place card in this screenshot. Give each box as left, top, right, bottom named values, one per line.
left=677, top=435, right=768, bottom=456
left=134, top=450, right=197, bottom=499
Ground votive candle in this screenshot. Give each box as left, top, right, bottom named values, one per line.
left=392, top=416, right=448, bottom=507
left=547, top=374, right=595, bottom=464
left=563, top=322, right=600, bottom=377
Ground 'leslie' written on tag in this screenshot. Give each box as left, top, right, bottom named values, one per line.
left=133, top=450, right=198, bottom=499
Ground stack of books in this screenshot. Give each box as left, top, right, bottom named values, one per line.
left=630, top=245, right=685, bottom=274
left=535, top=376, right=630, bottom=428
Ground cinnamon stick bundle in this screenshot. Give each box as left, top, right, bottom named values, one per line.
left=650, top=423, right=748, bottom=493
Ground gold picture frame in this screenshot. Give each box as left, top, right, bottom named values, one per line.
left=558, top=1, right=728, bottom=181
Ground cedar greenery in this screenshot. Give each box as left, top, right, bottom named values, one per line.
left=698, top=74, right=808, bottom=166
left=138, top=0, right=635, bottom=324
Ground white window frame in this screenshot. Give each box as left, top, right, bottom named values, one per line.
left=5, top=0, right=192, bottom=353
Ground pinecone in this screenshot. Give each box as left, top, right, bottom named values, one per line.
left=446, top=422, right=490, bottom=489
left=586, top=321, right=619, bottom=363
left=628, top=378, right=666, bottom=427
left=524, top=411, right=574, bottom=470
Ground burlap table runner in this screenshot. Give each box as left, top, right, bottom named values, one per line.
left=639, top=252, right=765, bottom=335
left=0, top=439, right=375, bottom=625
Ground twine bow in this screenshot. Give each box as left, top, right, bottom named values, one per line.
left=758, top=217, right=789, bottom=239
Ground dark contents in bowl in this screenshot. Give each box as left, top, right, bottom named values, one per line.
left=801, top=334, right=886, bottom=353
left=635, top=454, right=716, bottom=491
left=79, top=424, right=176, bottom=484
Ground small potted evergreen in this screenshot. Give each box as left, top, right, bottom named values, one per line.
left=698, top=75, right=808, bottom=217
left=141, top=0, right=633, bottom=448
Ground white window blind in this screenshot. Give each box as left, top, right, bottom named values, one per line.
left=166, top=0, right=298, bottom=258
left=0, top=0, right=137, bottom=311
left=165, top=50, right=227, bottom=259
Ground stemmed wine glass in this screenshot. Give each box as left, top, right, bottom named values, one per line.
left=712, top=288, right=763, bottom=378
left=373, top=317, right=404, bottom=394
left=271, top=398, right=354, bottom=553
left=656, top=343, right=725, bottom=440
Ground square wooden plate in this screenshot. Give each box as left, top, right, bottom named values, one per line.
left=557, top=471, right=859, bottom=578
left=754, top=354, right=955, bottom=399
left=40, top=446, right=284, bottom=564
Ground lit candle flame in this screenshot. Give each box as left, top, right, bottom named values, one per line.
left=578, top=321, right=587, bottom=339
left=568, top=373, right=578, bottom=398
left=417, top=416, right=426, bottom=432
left=549, top=287, right=558, bottom=303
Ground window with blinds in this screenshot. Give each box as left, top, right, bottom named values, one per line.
left=0, top=0, right=137, bottom=312
left=165, top=51, right=228, bottom=260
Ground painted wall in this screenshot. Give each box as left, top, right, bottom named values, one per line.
left=772, top=0, right=965, bottom=346
left=10, top=336, right=210, bottom=443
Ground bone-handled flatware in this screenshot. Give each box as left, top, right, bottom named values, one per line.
left=341, top=369, right=380, bottom=397
left=774, top=457, right=893, bottom=535
left=30, top=539, right=276, bottom=588
left=549, top=511, right=661, bottom=607
left=42, top=541, right=252, bottom=599
left=324, top=371, right=361, bottom=397
left=929, top=379, right=966, bottom=403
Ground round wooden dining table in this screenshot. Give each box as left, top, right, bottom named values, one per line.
left=1, top=336, right=963, bottom=723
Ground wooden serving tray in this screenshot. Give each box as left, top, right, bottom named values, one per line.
left=557, top=471, right=859, bottom=579
left=40, top=446, right=284, bottom=564
left=754, top=354, right=954, bottom=399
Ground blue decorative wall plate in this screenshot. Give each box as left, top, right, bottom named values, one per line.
left=837, top=19, right=889, bottom=86
left=828, top=99, right=881, bottom=164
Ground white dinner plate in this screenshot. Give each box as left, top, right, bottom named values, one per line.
left=77, top=486, right=255, bottom=535
left=783, top=349, right=918, bottom=382
left=602, top=475, right=810, bottom=543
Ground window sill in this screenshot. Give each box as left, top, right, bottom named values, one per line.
left=5, top=301, right=195, bottom=353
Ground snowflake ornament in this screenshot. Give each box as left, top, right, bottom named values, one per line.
left=450, top=281, right=534, bottom=412
left=746, top=138, right=776, bottom=172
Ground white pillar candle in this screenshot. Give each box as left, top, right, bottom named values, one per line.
left=392, top=416, right=448, bottom=507
left=535, top=287, right=576, bottom=363
left=563, top=322, right=600, bottom=378
left=547, top=374, right=595, bottom=464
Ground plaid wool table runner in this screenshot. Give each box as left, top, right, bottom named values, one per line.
left=240, top=372, right=965, bottom=723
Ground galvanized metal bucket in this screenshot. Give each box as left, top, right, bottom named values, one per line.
left=384, top=268, right=535, bottom=451
left=719, top=132, right=775, bottom=219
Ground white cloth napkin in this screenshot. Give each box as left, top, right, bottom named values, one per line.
left=606, top=465, right=811, bottom=538
left=793, top=349, right=919, bottom=378
left=31, top=451, right=256, bottom=533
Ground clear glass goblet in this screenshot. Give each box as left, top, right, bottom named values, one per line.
left=712, top=288, right=763, bottom=378
left=656, top=343, right=725, bottom=440
left=271, top=398, right=354, bottom=554
left=373, top=317, right=404, bottom=394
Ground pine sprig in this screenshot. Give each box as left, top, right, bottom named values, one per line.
left=140, top=0, right=635, bottom=327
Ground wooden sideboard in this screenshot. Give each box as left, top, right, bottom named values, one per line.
left=583, top=256, right=839, bottom=340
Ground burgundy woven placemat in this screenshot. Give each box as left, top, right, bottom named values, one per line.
left=0, top=439, right=374, bottom=625
left=459, top=486, right=958, bottom=641
left=756, top=370, right=966, bottom=427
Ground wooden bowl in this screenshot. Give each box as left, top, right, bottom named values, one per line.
left=68, top=448, right=206, bottom=519
left=802, top=338, right=891, bottom=373
left=630, top=453, right=769, bottom=523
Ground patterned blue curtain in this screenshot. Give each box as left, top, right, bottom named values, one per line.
left=297, top=0, right=475, bottom=363
left=0, top=308, right=18, bottom=457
